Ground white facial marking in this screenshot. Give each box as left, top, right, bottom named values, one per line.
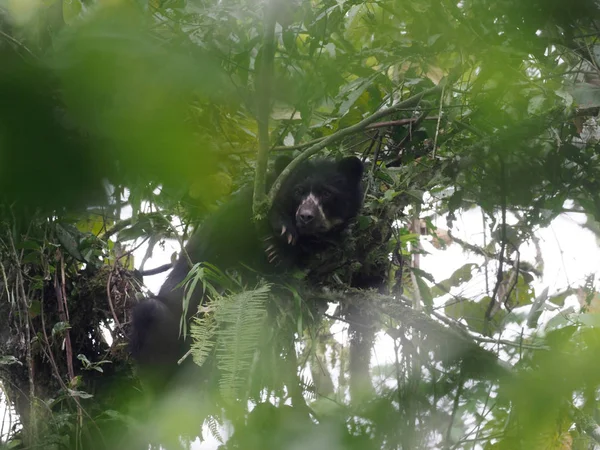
left=306, top=193, right=319, bottom=205
left=297, top=191, right=331, bottom=230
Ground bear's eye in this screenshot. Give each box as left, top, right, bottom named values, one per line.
left=321, top=190, right=332, bottom=199
left=295, top=186, right=305, bottom=197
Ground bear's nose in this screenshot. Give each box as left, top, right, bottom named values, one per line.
left=298, top=212, right=315, bottom=224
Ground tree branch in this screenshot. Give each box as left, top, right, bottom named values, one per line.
left=252, top=0, right=277, bottom=218
left=267, top=78, right=453, bottom=208
left=270, top=117, right=440, bottom=153
left=99, top=217, right=133, bottom=241
left=323, top=289, right=511, bottom=378
left=139, top=263, right=173, bottom=276
left=485, top=158, right=507, bottom=325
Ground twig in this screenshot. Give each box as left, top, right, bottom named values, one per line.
left=482, top=211, right=490, bottom=295
left=447, top=230, right=521, bottom=271
left=54, top=251, right=75, bottom=382
left=370, top=132, right=384, bottom=174
left=444, top=366, right=464, bottom=450
left=7, top=228, right=36, bottom=442
left=433, top=83, right=445, bottom=158
left=38, top=296, right=105, bottom=447
left=139, top=263, right=173, bottom=276
left=139, top=234, right=159, bottom=272
left=252, top=0, right=277, bottom=216
left=395, top=109, right=431, bottom=156
left=360, top=132, right=379, bottom=164
left=0, top=30, right=37, bottom=60
left=366, top=116, right=439, bottom=130
left=99, top=218, right=132, bottom=241
left=503, top=246, right=520, bottom=312
left=485, top=158, right=507, bottom=325
left=106, top=264, right=123, bottom=332
left=271, top=135, right=326, bottom=152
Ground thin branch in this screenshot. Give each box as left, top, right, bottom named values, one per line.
left=106, top=266, right=123, bottom=332
left=366, top=116, right=439, bottom=130
left=396, top=108, right=432, bottom=151
left=139, top=263, right=173, bottom=276
left=252, top=0, right=277, bottom=217
left=470, top=334, right=547, bottom=351
left=99, top=218, right=132, bottom=241
left=385, top=108, right=433, bottom=166
left=37, top=295, right=105, bottom=446
left=444, top=366, right=464, bottom=450
left=271, top=135, right=326, bottom=152
left=482, top=211, right=490, bottom=295
left=370, top=132, right=384, bottom=175
left=361, top=132, right=379, bottom=164
left=270, top=117, right=440, bottom=153
left=6, top=228, right=36, bottom=442
left=447, top=230, right=521, bottom=272
left=485, top=159, right=507, bottom=325
left=503, top=246, right=520, bottom=312
left=54, top=251, right=75, bottom=382
left=433, top=83, right=445, bottom=158
left=139, top=234, right=159, bottom=271
left=0, top=30, right=37, bottom=60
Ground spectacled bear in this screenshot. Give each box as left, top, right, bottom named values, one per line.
left=129, top=156, right=364, bottom=389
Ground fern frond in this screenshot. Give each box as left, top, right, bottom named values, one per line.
left=214, top=283, right=271, bottom=402
left=190, top=312, right=218, bottom=367
left=205, top=415, right=223, bottom=443
left=299, top=374, right=317, bottom=400
left=179, top=262, right=234, bottom=338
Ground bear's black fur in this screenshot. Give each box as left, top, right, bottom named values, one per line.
left=129, top=156, right=364, bottom=389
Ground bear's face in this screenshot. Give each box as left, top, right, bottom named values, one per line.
left=270, top=156, right=364, bottom=246
left=291, top=157, right=364, bottom=236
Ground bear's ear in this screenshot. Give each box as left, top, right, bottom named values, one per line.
left=338, top=156, right=364, bottom=183
left=273, top=155, right=293, bottom=176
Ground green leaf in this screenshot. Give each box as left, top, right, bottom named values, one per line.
left=526, top=286, right=548, bottom=328
left=527, top=94, right=545, bottom=115
left=7, top=439, right=22, bottom=448
left=569, top=83, right=600, bottom=108
left=52, top=321, right=71, bottom=337
left=15, top=240, right=41, bottom=250
left=445, top=297, right=494, bottom=335
left=383, top=189, right=398, bottom=202
left=357, top=215, right=373, bottom=230
left=338, top=77, right=374, bottom=116
left=545, top=306, right=576, bottom=331
left=67, top=389, right=93, bottom=399
left=55, top=223, right=85, bottom=262
left=63, top=0, right=83, bottom=24
left=414, top=275, right=433, bottom=310
left=548, top=289, right=573, bottom=307
left=431, top=263, right=477, bottom=298
left=576, top=313, right=600, bottom=328
left=405, top=190, right=424, bottom=201
left=29, top=300, right=42, bottom=319
left=213, top=284, right=270, bottom=403
left=505, top=274, right=536, bottom=309
left=0, top=355, right=21, bottom=365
